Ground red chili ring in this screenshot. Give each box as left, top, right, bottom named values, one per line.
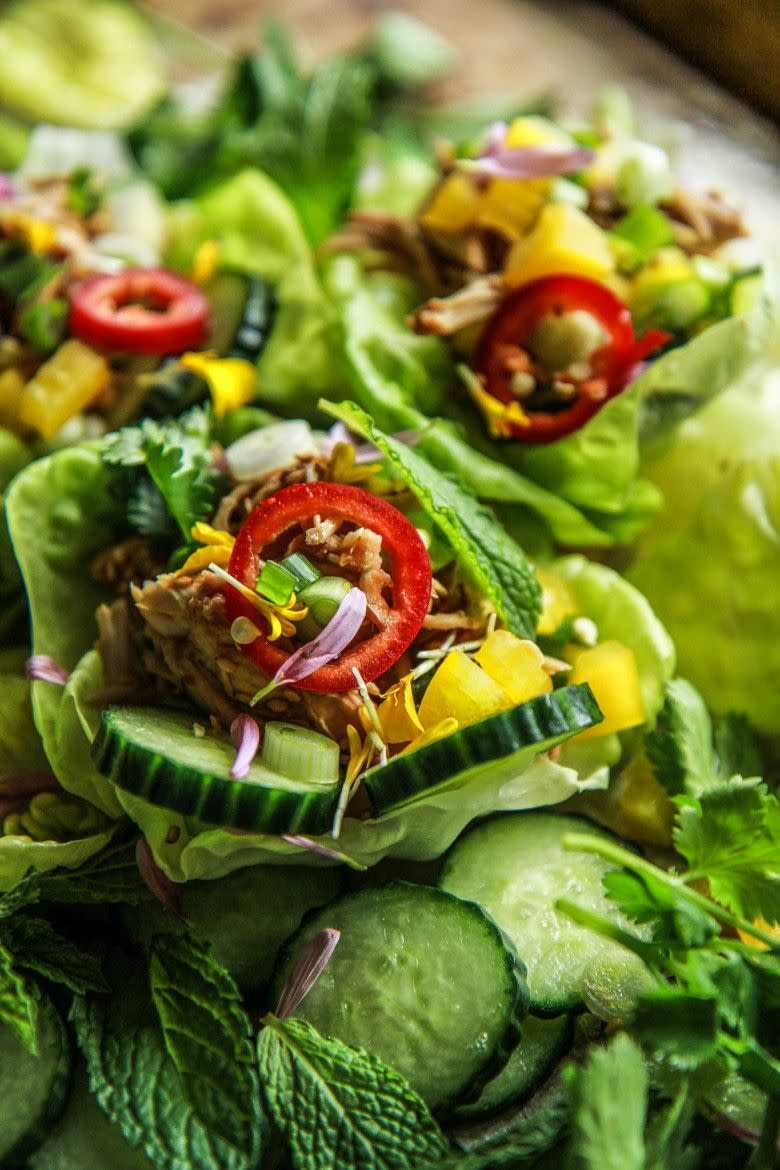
left=69, top=267, right=208, bottom=356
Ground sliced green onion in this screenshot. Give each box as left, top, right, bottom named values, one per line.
left=297, top=577, right=352, bottom=641
left=19, top=298, right=67, bottom=352
left=256, top=560, right=296, bottom=605
left=261, top=722, right=340, bottom=784
left=611, top=204, right=673, bottom=270
left=632, top=278, right=711, bottom=332
left=280, top=552, right=321, bottom=591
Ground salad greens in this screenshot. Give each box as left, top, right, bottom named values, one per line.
left=0, top=6, right=778, bottom=1170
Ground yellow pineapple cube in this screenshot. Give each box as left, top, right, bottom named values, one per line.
left=475, top=630, right=552, bottom=705
left=418, top=650, right=512, bottom=730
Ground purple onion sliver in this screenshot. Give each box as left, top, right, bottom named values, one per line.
left=318, top=421, right=353, bottom=457
left=135, top=839, right=188, bottom=922
left=464, top=144, right=595, bottom=181
left=0, top=174, right=17, bottom=202
left=282, top=834, right=350, bottom=863
left=230, top=715, right=261, bottom=779
left=352, top=429, right=422, bottom=465
left=25, top=655, right=69, bottom=685
left=273, top=587, right=367, bottom=688
left=275, top=928, right=341, bottom=1019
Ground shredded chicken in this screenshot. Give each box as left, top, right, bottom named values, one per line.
left=662, top=187, right=746, bottom=253
left=91, top=537, right=166, bottom=595
left=411, top=275, right=505, bottom=336
left=95, top=598, right=148, bottom=702
left=212, top=454, right=329, bottom=534
left=130, top=571, right=363, bottom=741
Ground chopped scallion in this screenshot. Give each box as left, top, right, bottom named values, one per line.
left=280, top=552, right=321, bottom=591
left=256, top=560, right=296, bottom=605
left=261, top=722, right=340, bottom=784
left=297, top=576, right=352, bottom=640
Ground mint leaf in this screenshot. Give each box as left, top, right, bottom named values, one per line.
left=72, top=955, right=261, bottom=1170
left=1, top=915, right=107, bottom=993
left=645, top=678, right=716, bottom=798
left=569, top=1032, right=647, bottom=1170
left=24, top=838, right=143, bottom=909
left=714, top=713, right=762, bottom=781
left=322, top=400, right=542, bottom=638
left=150, top=933, right=264, bottom=1161
left=674, top=779, right=780, bottom=923
left=257, top=1014, right=447, bottom=1170
left=0, top=940, right=38, bottom=1054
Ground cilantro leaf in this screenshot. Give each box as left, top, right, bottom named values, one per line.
left=103, top=407, right=219, bottom=542
left=643, top=1084, right=699, bottom=1170
left=632, top=989, right=720, bottom=1071
left=714, top=713, right=762, bottom=781
left=645, top=678, right=716, bottom=798
left=72, top=950, right=262, bottom=1170
left=1, top=915, right=108, bottom=994
left=150, top=933, right=264, bottom=1161
left=257, top=1014, right=447, bottom=1170
left=569, top=1032, right=647, bottom=1170
left=674, top=779, right=780, bottom=923
left=323, top=401, right=542, bottom=638
left=0, top=940, right=38, bottom=1053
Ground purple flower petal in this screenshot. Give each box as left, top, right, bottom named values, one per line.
left=0, top=174, right=17, bottom=202
left=319, top=422, right=421, bottom=464
left=25, top=655, right=69, bottom=685
left=275, top=928, right=340, bottom=1019
left=253, top=587, right=367, bottom=700
left=482, top=120, right=509, bottom=157
left=135, top=838, right=188, bottom=922
left=318, top=421, right=353, bottom=457
left=230, top=715, right=261, bottom=779
left=462, top=143, right=595, bottom=181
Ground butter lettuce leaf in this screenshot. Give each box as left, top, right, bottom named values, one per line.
left=323, top=399, right=542, bottom=639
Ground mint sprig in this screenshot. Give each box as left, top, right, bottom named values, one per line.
left=257, top=1015, right=447, bottom=1170
left=1, top=915, right=108, bottom=994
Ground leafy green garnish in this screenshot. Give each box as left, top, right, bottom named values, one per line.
left=322, top=400, right=542, bottom=639
left=569, top=1033, right=648, bottom=1170
left=257, top=1014, right=447, bottom=1170
left=72, top=941, right=265, bottom=1170
left=150, top=933, right=264, bottom=1161
left=1, top=914, right=107, bottom=994
left=645, top=679, right=716, bottom=798
left=103, top=406, right=220, bottom=542
left=0, top=941, right=38, bottom=1053
left=0, top=839, right=143, bottom=918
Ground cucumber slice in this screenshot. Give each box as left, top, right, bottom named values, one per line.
left=28, top=1060, right=154, bottom=1170
left=365, top=684, right=602, bottom=815
left=273, top=882, right=529, bottom=1111
left=228, top=278, right=276, bottom=364
left=0, top=0, right=166, bottom=130
left=92, top=707, right=341, bottom=835
left=440, top=813, right=650, bottom=1014
left=205, top=271, right=250, bottom=356
left=454, top=1013, right=573, bottom=1120
left=0, top=994, right=71, bottom=1168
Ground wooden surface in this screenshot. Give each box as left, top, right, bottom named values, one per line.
left=145, top=0, right=780, bottom=243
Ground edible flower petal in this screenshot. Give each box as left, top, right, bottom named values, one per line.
left=230, top=714, right=261, bottom=779
left=179, top=350, right=257, bottom=419
left=25, top=654, right=69, bottom=685
left=275, top=928, right=341, bottom=1019
left=400, top=716, right=459, bottom=756
left=135, top=838, right=187, bottom=922
left=210, top=562, right=308, bottom=641
left=190, top=238, right=221, bottom=284
left=466, top=375, right=532, bottom=438
left=177, top=522, right=235, bottom=576
left=461, top=143, right=595, bottom=181
left=0, top=209, right=57, bottom=253
left=377, top=674, right=424, bottom=744
left=251, top=587, right=367, bottom=702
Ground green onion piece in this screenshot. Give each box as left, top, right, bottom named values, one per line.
left=261, top=722, right=340, bottom=784
left=19, top=298, right=68, bottom=352
left=280, top=552, right=321, bottom=591
left=0, top=251, right=45, bottom=299
left=297, top=577, right=352, bottom=641
left=256, top=560, right=296, bottom=605
left=611, top=205, right=673, bottom=270
left=632, top=278, right=711, bottom=332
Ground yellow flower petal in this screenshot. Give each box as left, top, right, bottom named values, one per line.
left=191, top=521, right=235, bottom=549
left=377, top=675, right=424, bottom=745
left=467, top=378, right=531, bottom=438
left=176, top=544, right=232, bottom=577
left=401, top=716, right=459, bottom=756
left=190, top=239, right=221, bottom=284
left=346, top=724, right=373, bottom=786
left=179, top=351, right=257, bottom=419
left=2, top=211, right=57, bottom=254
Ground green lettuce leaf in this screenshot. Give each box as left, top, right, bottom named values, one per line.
left=0, top=646, right=48, bottom=775
left=323, top=399, right=542, bottom=639
left=0, top=427, right=33, bottom=642
left=0, top=826, right=117, bottom=896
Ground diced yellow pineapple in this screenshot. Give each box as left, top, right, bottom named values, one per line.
left=418, top=650, right=512, bottom=730
left=478, top=117, right=561, bottom=239
left=504, top=204, right=615, bottom=288
left=569, top=640, right=645, bottom=739
left=474, top=630, right=552, bottom=705
left=535, top=567, right=579, bottom=635
left=0, top=367, right=25, bottom=433
left=613, top=750, right=674, bottom=847
left=18, top=339, right=110, bottom=439
left=419, top=172, right=481, bottom=233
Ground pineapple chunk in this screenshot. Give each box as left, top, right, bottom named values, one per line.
left=419, top=172, right=481, bottom=233
left=504, top=203, right=615, bottom=288
left=475, top=630, right=552, bottom=705
left=18, top=339, right=109, bottom=439
left=569, top=640, right=645, bottom=739
left=418, top=650, right=512, bottom=730
left=535, top=567, right=579, bottom=635
left=0, top=367, right=25, bottom=433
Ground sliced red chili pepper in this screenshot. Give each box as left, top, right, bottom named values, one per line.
left=475, top=274, right=670, bottom=444
left=69, top=268, right=208, bottom=356
left=226, top=483, right=432, bottom=694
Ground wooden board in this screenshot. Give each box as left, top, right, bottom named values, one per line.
left=144, top=0, right=780, bottom=242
